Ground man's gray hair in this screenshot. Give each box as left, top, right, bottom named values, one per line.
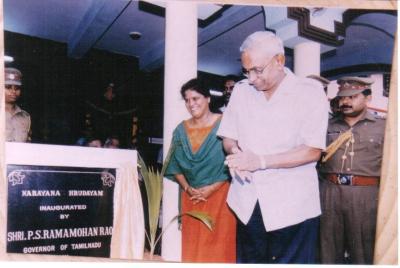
left=239, top=31, right=284, bottom=56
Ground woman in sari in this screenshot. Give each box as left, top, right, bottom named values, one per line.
left=165, top=78, right=236, bottom=263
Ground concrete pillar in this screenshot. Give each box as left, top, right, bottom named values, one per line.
left=161, top=1, right=197, bottom=262
left=294, top=41, right=320, bottom=77
left=0, top=0, right=5, bottom=258
left=374, top=36, right=397, bottom=265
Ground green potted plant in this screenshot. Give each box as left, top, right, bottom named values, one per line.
left=138, top=147, right=214, bottom=260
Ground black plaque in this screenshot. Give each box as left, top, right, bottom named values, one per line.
left=7, top=165, right=116, bottom=257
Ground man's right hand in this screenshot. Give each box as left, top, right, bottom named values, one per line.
left=226, top=150, right=263, bottom=172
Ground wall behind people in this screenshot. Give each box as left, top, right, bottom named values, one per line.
left=4, top=40, right=216, bottom=160
left=5, top=31, right=243, bottom=156
left=74, top=48, right=140, bottom=148
left=4, top=31, right=139, bottom=145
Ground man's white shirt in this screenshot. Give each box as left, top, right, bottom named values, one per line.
left=217, top=68, right=329, bottom=231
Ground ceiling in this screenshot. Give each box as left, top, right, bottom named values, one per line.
left=3, top=0, right=397, bottom=78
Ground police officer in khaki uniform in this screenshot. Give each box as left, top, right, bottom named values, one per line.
left=319, top=76, right=385, bottom=264
left=5, top=67, right=31, bottom=142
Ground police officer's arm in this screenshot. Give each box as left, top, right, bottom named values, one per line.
left=226, top=144, right=322, bottom=171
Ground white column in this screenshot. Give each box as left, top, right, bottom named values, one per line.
left=294, top=41, right=320, bottom=77
left=0, top=0, right=5, bottom=259
left=374, top=36, right=397, bottom=265
left=162, top=1, right=197, bottom=262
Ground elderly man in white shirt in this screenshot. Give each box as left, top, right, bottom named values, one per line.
left=217, top=31, right=328, bottom=264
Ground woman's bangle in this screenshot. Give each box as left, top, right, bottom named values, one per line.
left=184, top=185, right=189, bottom=192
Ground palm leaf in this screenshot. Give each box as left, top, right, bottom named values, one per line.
left=138, top=143, right=215, bottom=259
left=153, top=210, right=215, bottom=253
left=137, top=154, right=163, bottom=252
left=183, top=211, right=215, bottom=231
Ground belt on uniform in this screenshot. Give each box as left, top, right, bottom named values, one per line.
left=325, top=173, right=379, bottom=186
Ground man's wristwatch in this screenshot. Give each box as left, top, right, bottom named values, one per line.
left=259, top=155, right=267, bottom=169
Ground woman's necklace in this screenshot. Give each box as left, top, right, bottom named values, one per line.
left=191, top=112, right=213, bottom=128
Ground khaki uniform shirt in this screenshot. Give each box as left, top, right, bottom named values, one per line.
left=320, top=111, right=385, bottom=177
left=6, top=105, right=31, bottom=142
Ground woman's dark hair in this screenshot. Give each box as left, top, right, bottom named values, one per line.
left=180, top=78, right=211, bottom=99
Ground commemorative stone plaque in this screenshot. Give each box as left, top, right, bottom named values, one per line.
left=6, top=164, right=116, bottom=257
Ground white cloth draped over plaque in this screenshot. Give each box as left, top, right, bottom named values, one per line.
left=111, top=163, right=144, bottom=259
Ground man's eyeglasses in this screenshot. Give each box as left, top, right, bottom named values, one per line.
left=242, top=55, right=276, bottom=78
left=224, top=85, right=234, bottom=91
